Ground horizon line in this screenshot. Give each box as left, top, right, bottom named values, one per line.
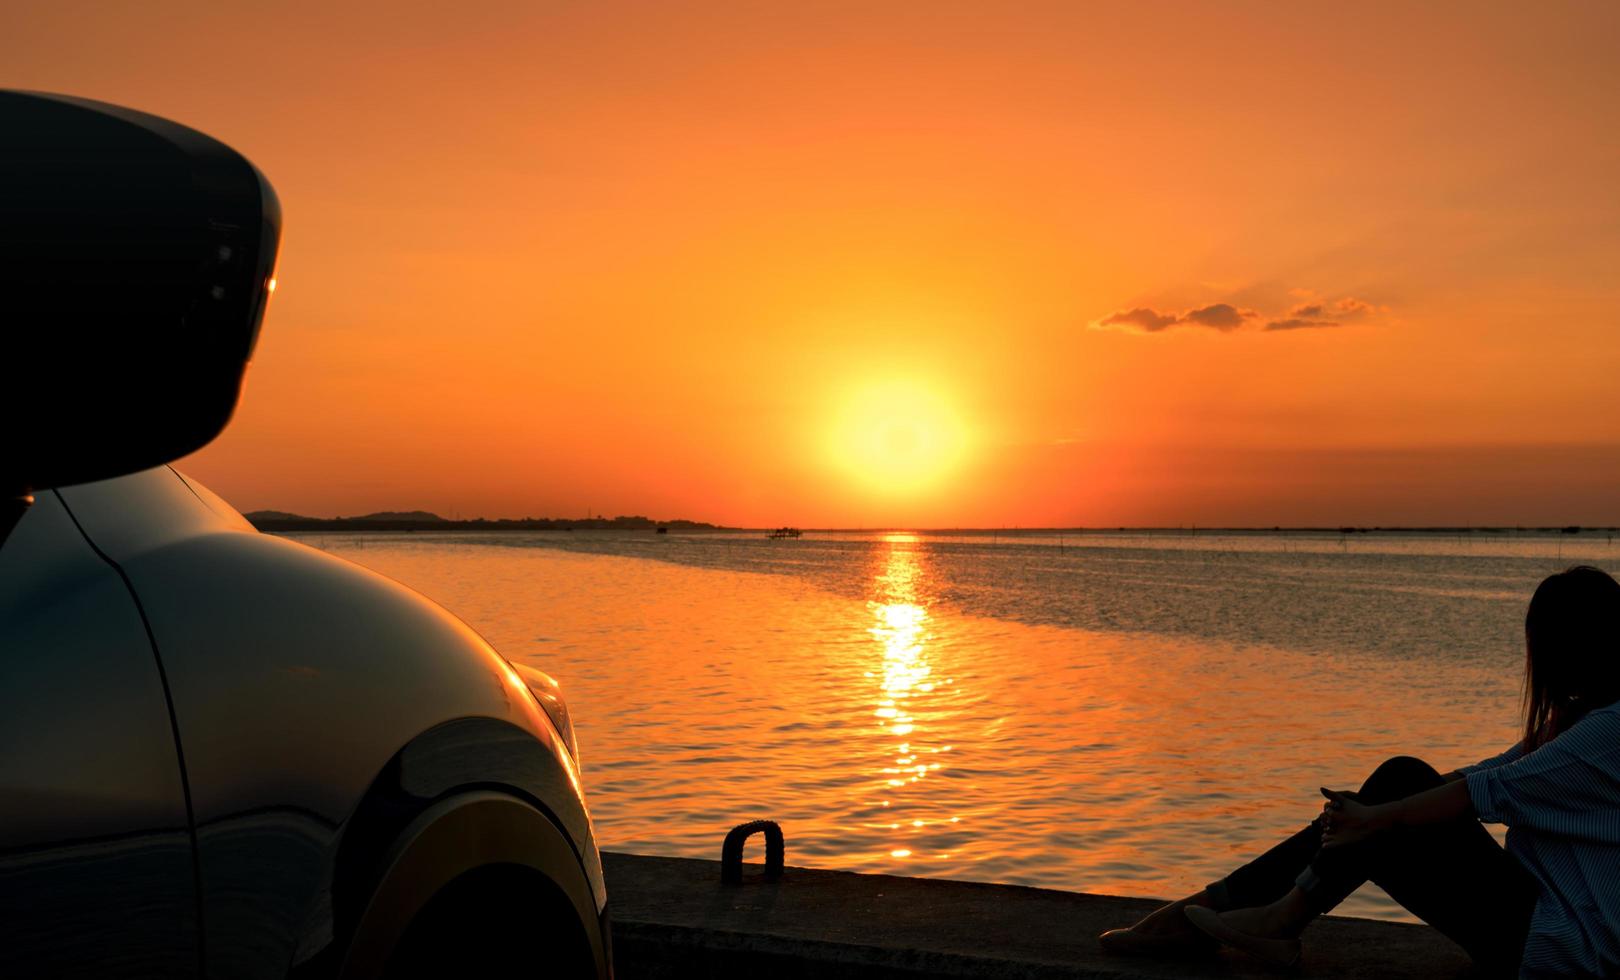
left=242, top=511, right=1620, bottom=535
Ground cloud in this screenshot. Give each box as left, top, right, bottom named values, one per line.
left=1265, top=317, right=1339, bottom=331
left=1095, top=303, right=1254, bottom=333
left=1262, top=296, right=1383, bottom=330
left=1097, top=307, right=1181, bottom=332
left=1097, top=292, right=1386, bottom=336
left=1265, top=300, right=1341, bottom=330
left=1180, top=303, right=1248, bottom=329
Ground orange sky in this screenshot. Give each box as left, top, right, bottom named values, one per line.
left=11, top=2, right=1620, bottom=526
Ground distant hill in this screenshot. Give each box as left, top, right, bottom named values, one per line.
left=243, top=510, right=314, bottom=523
left=348, top=510, right=444, bottom=523
left=244, top=509, right=447, bottom=525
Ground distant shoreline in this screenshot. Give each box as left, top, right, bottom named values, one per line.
left=246, top=511, right=722, bottom=533
left=246, top=512, right=1619, bottom=536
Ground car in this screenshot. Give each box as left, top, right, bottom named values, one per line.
left=0, top=92, right=609, bottom=979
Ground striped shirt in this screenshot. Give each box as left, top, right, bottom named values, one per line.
left=1463, top=701, right=1620, bottom=977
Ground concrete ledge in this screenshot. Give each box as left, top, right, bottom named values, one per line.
left=603, top=852, right=1476, bottom=979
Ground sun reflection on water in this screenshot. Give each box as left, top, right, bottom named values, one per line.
left=866, top=532, right=958, bottom=863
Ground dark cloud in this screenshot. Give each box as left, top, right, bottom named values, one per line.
left=1096, top=303, right=1253, bottom=333
left=1180, top=303, right=1248, bottom=330
left=1098, top=307, right=1181, bottom=332
left=1265, top=317, right=1339, bottom=331
left=1097, top=292, right=1385, bottom=336
left=1264, top=296, right=1382, bottom=330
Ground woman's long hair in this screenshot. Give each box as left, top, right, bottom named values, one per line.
left=1523, top=565, right=1620, bottom=750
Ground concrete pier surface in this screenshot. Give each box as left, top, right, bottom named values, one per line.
left=603, top=852, right=1476, bottom=979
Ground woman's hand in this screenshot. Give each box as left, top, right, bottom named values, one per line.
left=1318, top=788, right=1395, bottom=848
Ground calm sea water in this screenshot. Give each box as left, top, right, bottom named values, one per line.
left=292, top=528, right=1619, bottom=921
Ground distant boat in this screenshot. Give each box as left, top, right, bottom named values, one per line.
left=767, top=526, right=802, bottom=539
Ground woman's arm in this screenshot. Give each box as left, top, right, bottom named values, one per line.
left=1330, top=708, right=1620, bottom=844
left=1318, top=780, right=1473, bottom=848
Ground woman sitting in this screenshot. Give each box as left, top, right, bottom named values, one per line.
left=1100, top=565, right=1620, bottom=977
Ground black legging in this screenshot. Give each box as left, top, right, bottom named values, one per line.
left=1206, top=756, right=1539, bottom=973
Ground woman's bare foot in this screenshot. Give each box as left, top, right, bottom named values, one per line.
left=1130, top=889, right=1215, bottom=935
left=1097, top=889, right=1218, bottom=955
left=1214, top=888, right=1311, bottom=939
left=1183, top=888, right=1313, bottom=967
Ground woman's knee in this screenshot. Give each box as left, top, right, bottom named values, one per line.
left=1357, top=755, right=1444, bottom=803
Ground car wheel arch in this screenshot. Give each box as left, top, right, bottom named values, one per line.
left=334, top=789, right=605, bottom=980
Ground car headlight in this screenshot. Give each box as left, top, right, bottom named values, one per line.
left=511, top=662, right=579, bottom=765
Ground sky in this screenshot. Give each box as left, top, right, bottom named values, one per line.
left=11, top=2, right=1620, bottom=527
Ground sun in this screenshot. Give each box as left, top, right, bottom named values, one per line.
left=828, top=379, right=969, bottom=494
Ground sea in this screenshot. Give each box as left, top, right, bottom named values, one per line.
left=290, top=527, right=1620, bottom=921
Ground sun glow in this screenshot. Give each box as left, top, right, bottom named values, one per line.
left=829, top=380, right=969, bottom=495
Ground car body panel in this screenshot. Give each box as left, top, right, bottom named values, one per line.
left=56, top=467, right=604, bottom=978
left=0, top=489, right=198, bottom=977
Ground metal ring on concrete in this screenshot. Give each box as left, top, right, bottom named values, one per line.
left=721, top=820, right=784, bottom=885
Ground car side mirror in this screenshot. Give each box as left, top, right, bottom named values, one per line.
left=0, top=91, right=280, bottom=541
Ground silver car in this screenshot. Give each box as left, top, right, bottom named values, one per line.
left=0, top=92, right=610, bottom=979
